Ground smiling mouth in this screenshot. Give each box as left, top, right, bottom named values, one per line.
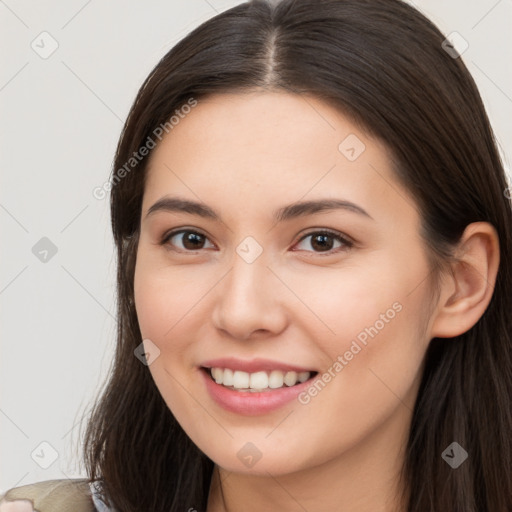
left=201, top=366, right=319, bottom=392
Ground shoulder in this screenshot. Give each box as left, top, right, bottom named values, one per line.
left=0, top=479, right=96, bottom=512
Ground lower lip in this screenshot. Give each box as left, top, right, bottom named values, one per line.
left=200, top=367, right=316, bottom=416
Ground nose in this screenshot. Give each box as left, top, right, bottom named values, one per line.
left=211, top=247, right=288, bottom=341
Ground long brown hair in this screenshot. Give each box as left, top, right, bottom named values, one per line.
left=81, top=0, right=512, bottom=510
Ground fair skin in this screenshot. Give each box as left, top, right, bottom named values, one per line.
left=132, top=91, right=499, bottom=512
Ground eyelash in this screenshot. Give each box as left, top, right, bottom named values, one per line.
left=160, top=228, right=354, bottom=256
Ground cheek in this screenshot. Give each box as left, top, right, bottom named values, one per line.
left=318, top=264, right=430, bottom=417
left=133, top=254, right=217, bottom=414
left=281, top=254, right=429, bottom=365
left=133, top=254, right=210, bottom=348
left=278, top=288, right=429, bottom=472
left=133, top=260, right=211, bottom=436
left=284, top=252, right=431, bottom=424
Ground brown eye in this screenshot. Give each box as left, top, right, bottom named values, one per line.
left=161, top=230, right=215, bottom=251
left=294, top=230, right=353, bottom=254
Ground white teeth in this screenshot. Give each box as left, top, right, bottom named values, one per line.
left=208, top=367, right=312, bottom=390
left=284, top=371, right=298, bottom=387
left=249, top=371, right=268, bottom=389
left=212, top=367, right=223, bottom=384
left=298, top=371, right=309, bottom=383
left=268, top=370, right=284, bottom=389
left=223, top=368, right=234, bottom=386
left=233, top=370, right=249, bottom=389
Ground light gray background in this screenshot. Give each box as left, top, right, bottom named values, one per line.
left=1, top=0, right=511, bottom=493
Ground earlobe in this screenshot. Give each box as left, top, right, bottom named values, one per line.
left=430, top=222, right=500, bottom=339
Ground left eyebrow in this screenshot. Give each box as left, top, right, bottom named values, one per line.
left=145, top=196, right=374, bottom=222
left=274, top=198, right=373, bottom=222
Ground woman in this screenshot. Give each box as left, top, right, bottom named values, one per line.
left=2, top=0, right=510, bottom=510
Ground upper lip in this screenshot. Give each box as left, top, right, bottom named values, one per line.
left=200, top=357, right=316, bottom=373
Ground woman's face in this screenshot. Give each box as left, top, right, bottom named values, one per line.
left=134, top=91, right=436, bottom=476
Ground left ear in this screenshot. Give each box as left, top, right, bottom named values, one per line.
left=430, top=221, right=500, bottom=339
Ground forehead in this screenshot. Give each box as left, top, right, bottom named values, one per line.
left=148, top=91, right=367, bottom=170
left=142, top=91, right=418, bottom=227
